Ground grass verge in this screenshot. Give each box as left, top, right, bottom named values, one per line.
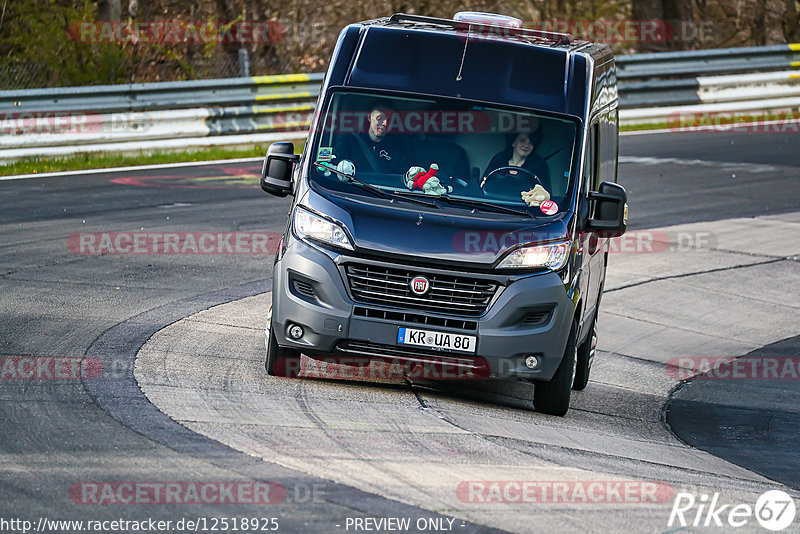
left=620, top=121, right=669, bottom=132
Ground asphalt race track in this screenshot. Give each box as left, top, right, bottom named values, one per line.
left=1, top=130, right=799, bottom=533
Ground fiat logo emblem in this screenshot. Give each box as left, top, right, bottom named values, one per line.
left=410, top=276, right=430, bottom=295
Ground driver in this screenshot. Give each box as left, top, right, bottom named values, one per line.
left=333, top=101, right=410, bottom=175
left=481, top=129, right=551, bottom=192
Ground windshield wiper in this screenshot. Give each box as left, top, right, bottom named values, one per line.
left=313, top=161, right=438, bottom=209
left=392, top=191, right=533, bottom=218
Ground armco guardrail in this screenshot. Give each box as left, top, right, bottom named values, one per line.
left=616, top=43, right=800, bottom=123
left=620, top=70, right=800, bottom=123
left=1, top=44, right=799, bottom=162
left=616, top=44, right=800, bottom=79
left=0, top=73, right=322, bottom=161
left=0, top=73, right=324, bottom=113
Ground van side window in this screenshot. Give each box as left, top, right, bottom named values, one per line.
left=595, top=111, right=619, bottom=185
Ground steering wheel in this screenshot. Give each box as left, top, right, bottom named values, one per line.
left=481, top=166, right=542, bottom=199
left=483, top=166, right=542, bottom=186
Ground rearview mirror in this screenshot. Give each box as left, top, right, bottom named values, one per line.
left=261, top=142, right=299, bottom=197
left=584, top=181, right=627, bottom=238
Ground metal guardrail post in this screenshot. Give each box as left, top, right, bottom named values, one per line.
left=238, top=49, right=250, bottom=77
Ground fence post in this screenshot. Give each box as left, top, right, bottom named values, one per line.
left=238, top=49, right=251, bottom=77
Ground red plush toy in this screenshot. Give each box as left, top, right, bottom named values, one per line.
left=404, top=163, right=451, bottom=195
left=411, top=163, right=438, bottom=189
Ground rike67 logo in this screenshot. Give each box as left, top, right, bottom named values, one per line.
left=669, top=490, right=796, bottom=531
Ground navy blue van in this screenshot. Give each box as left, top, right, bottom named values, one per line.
left=260, top=12, right=627, bottom=416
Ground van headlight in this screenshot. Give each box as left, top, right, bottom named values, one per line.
left=497, top=241, right=570, bottom=270
left=293, top=206, right=353, bottom=250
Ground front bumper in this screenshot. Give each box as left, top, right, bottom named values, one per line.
left=270, top=238, right=575, bottom=381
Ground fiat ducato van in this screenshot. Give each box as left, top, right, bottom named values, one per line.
left=260, top=12, right=627, bottom=416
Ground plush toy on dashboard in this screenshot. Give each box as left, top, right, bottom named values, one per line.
left=404, top=163, right=452, bottom=195
left=335, top=159, right=355, bottom=179
left=320, top=158, right=355, bottom=181
left=521, top=184, right=550, bottom=206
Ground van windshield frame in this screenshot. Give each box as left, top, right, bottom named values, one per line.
left=306, top=89, right=582, bottom=217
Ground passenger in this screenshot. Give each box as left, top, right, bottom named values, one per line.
left=332, top=101, right=410, bottom=175
left=481, top=129, right=551, bottom=192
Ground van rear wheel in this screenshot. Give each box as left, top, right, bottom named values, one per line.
left=533, top=318, right=577, bottom=416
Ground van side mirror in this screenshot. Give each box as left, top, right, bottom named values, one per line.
left=261, top=142, right=299, bottom=197
left=584, top=181, right=627, bottom=237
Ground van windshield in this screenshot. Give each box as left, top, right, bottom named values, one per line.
left=308, top=91, right=579, bottom=215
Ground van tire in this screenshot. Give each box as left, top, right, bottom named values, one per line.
left=265, top=320, right=301, bottom=377
left=572, top=316, right=597, bottom=391
left=533, top=318, right=577, bottom=416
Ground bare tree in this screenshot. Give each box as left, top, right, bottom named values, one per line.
left=784, top=0, right=800, bottom=41
left=216, top=0, right=243, bottom=76
left=98, top=0, right=122, bottom=21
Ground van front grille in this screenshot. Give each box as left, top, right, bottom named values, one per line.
left=354, top=306, right=478, bottom=331
left=345, top=263, right=498, bottom=316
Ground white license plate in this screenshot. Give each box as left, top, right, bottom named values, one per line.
left=397, top=327, right=477, bottom=353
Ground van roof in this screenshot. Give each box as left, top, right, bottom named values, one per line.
left=372, top=13, right=588, bottom=50
left=332, top=14, right=611, bottom=118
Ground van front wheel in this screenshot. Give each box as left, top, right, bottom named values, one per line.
left=533, top=319, right=577, bottom=416
left=265, top=319, right=301, bottom=377
left=572, top=316, right=597, bottom=391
